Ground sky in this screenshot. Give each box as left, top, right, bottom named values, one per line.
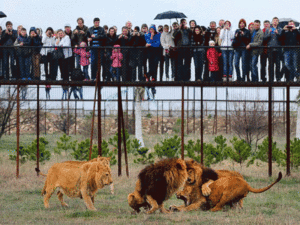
left=1, top=0, right=300, bottom=32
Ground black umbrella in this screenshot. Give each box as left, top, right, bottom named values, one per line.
left=278, top=18, right=299, bottom=28
left=154, top=11, right=187, bottom=20
left=0, top=11, right=7, bottom=18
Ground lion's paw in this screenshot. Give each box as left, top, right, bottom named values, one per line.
left=202, top=185, right=212, bottom=196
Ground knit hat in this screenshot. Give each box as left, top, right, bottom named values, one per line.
left=209, top=40, right=215, bottom=45
left=141, top=23, right=148, bottom=28
left=65, top=23, right=71, bottom=28
left=29, top=27, right=37, bottom=34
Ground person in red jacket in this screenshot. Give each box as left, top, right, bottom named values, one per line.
left=207, top=40, right=222, bottom=81
left=110, top=45, right=123, bottom=81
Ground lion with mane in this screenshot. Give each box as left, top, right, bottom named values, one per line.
left=128, top=158, right=188, bottom=214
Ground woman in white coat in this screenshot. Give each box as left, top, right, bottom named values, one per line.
left=220, top=20, right=235, bottom=81
left=55, top=29, right=72, bottom=80
left=160, top=25, right=175, bottom=81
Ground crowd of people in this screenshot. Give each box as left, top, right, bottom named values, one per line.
left=1, top=17, right=300, bottom=84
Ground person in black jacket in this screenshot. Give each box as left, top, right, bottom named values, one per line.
left=105, top=27, right=118, bottom=81
left=233, top=19, right=251, bottom=81
left=129, top=26, right=146, bottom=81
left=87, top=17, right=106, bottom=81
left=29, top=27, right=42, bottom=80
left=173, top=19, right=193, bottom=81
left=1, top=21, right=18, bottom=80
left=0, top=26, right=3, bottom=79
left=191, top=25, right=205, bottom=81
left=280, top=20, right=300, bottom=81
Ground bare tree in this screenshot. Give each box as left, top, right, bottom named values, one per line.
left=231, top=102, right=269, bottom=150
left=0, top=86, right=37, bottom=139
left=50, top=113, right=75, bottom=134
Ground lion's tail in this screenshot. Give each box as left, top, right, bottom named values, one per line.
left=248, top=172, right=282, bottom=193
left=35, top=168, right=47, bottom=177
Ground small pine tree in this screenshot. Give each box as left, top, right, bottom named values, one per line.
left=54, top=134, right=74, bottom=157
left=228, top=137, right=251, bottom=167
left=154, top=135, right=181, bottom=158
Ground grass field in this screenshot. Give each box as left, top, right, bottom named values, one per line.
left=0, top=133, right=300, bottom=225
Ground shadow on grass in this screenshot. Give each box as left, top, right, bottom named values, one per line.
left=65, top=211, right=101, bottom=218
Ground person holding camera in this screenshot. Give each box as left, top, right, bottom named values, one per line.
left=72, top=17, right=89, bottom=69
left=264, top=17, right=282, bottom=82
left=1, top=21, right=18, bottom=80
left=129, top=26, right=146, bottom=81
left=29, top=27, right=42, bottom=80
left=172, top=19, right=192, bottom=81
left=232, top=19, right=251, bottom=81
left=279, top=20, right=300, bottom=81
left=246, top=20, right=263, bottom=82
left=220, top=20, right=235, bottom=82
left=41, top=27, right=56, bottom=80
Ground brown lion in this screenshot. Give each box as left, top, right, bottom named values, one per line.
left=204, top=171, right=282, bottom=212
left=170, top=159, right=244, bottom=212
left=128, top=158, right=188, bottom=214
left=40, top=156, right=113, bottom=211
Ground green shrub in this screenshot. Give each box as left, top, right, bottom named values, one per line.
left=247, top=137, right=284, bottom=167
left=146, top=113, right=152, bottom=118
left=9, top=137, right=51, bottom=163
left=228, top=137, right=251, bottom=167
left=281, top=138, right=300, bottom=168
left=133, top=147, right=154, bottom=164
left=54, top=134, right=74, bottom=157
left=71, top=139, right=117, bottom=165
left=154, top=135, right=181, bottom=158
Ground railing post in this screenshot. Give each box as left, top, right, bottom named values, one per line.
left=98, top=70, right=102, bottom=156
left=118, top=86, right=122, bottom=176
left=268, top=84, right=272, bottom=177
left=286, top=85, right=290, bottom=176
left=37, top=84, right=40, bottom=176
left=181, top=85, right=184, bottom=160
left=16, top=85, right=20, bottom=178
left=201, top=86, right=204, bottom=165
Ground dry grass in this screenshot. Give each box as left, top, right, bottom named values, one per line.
left=0, top=133, right=300, bottom=224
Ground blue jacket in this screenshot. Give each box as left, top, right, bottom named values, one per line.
left=144, top=25, right=161, bottom=47
left=29, top=27, right=42, bottom=54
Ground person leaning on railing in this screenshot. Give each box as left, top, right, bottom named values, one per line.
left=232, top=19, right=251, bottom=82
left=279, top=20, right=300, bottom=82
left=55, top=29, right=72, bottom=81
left=41, top=27, right=56, bottom=80
left=14, top=27, right=31, bottom=80
left=1, top=21, right=17, bottom=80
left=264, top=17, right=282, bottom=82
left=29, top=27, right=42, bottom=80
left=0, top=26, right=3, bottom=79
left=105, top=27, right=118, bottom=81
left=191, top=25, right=205, bottom=81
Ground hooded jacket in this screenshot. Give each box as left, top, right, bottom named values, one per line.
left=160, top=31, right=174, bottom=55
left=220, top=28, right=235, bottom=50
left=73, top=45, right=90, bottom=66
left=233, top=28, right=251, bottom=47
left=144, top=25, right=161, bottom=48
left=29, top=27, right=42, bottom=54
left=207, top=48, right=221, bottom=71
left=111, top=45, right=123, bottom=67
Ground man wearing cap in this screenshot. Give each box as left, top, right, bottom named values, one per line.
left=87, top=17, right=106, bottom=81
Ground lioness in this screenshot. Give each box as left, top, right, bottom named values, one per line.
left=37, top=156, right=115, bottom=195
left=170, top=159, right=244, bottom=212
left=204, top=172, right=282, bottom=211
left=40, top=157, right=113, bottom=211
left=128, top=158, right=188, bottom=214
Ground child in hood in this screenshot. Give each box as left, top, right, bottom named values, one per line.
left=73, top=41, right=91, bottom=80
left=110, top=45, right=123, bottom=81
left=207, top=40, right=222, bottom=81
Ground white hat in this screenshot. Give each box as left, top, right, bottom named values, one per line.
left=64, top=23, right=71, bottom=28
left=209, top=40, right=215, bottom=45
